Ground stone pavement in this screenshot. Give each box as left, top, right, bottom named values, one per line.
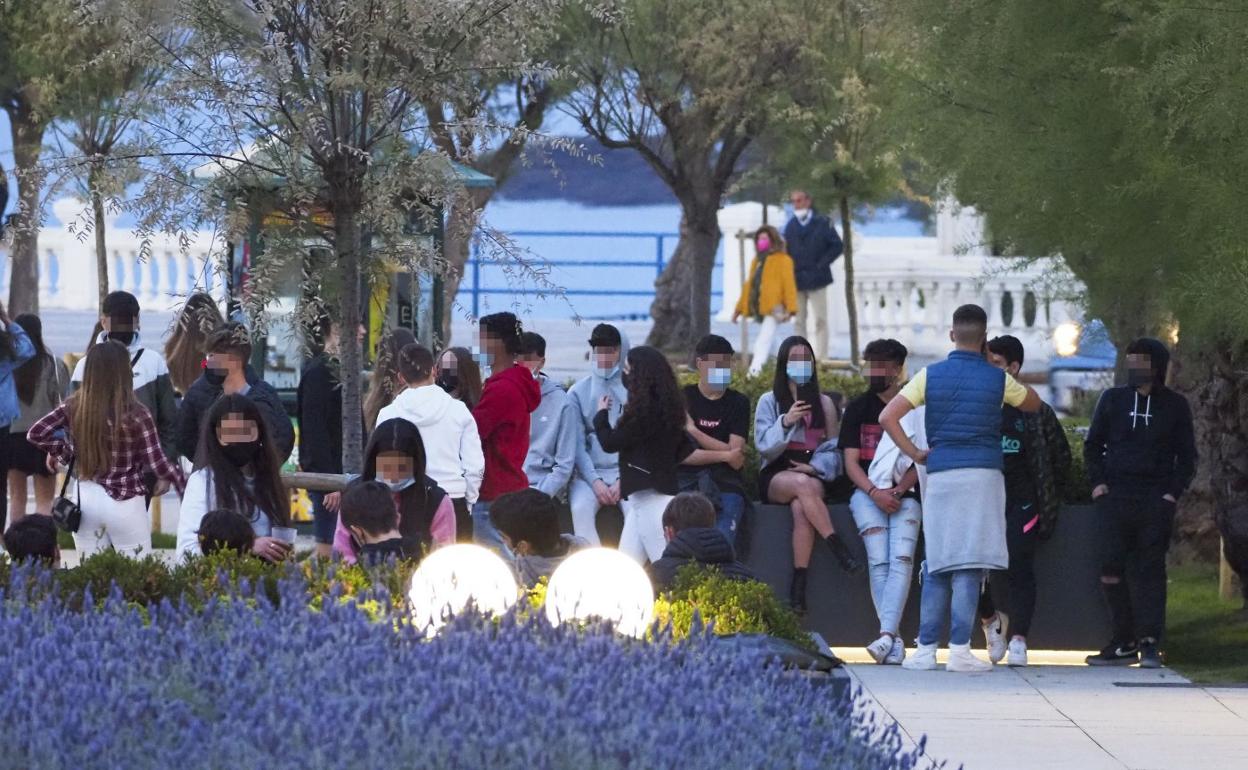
left=846, top=657, right=1248, bottom=770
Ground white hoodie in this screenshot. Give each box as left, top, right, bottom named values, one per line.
left=868, top=406, right=928, bottom=500
left=376, top=384, right=484, bottom=504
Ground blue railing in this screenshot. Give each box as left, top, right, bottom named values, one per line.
left=464, top=230, right=724, bottom=320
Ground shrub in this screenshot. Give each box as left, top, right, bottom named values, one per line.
left=653, top=565, right=815, bottom=651
left=1061, top=421, right=1093, bottom=504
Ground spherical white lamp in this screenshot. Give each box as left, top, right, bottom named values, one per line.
left=545, top=547, right=655, bottom=638
left=408, top=544, right=518, bottom=636
left=1053, top=322, right=1081, bottom=358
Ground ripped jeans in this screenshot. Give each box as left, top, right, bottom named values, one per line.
left=850, top=489, right=922, bottom=636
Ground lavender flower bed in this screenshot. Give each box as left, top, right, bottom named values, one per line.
left=0, top=571, right=928, bottom=770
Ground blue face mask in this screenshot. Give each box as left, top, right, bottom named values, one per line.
left=472, top=347, right=493, bottom=369
left=786, top=360, right=814, bottom=385
left=382, top=478, right=416, bottom=493
left=707, top=367, right=732, bottom=390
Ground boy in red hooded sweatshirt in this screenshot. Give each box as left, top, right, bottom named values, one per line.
left=472, top=312, right=541, bottom=553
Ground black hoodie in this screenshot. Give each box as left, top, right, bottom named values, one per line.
left=648, top=527, right=754, bottom=593
left=1083, top=338, right=1197, bottom=499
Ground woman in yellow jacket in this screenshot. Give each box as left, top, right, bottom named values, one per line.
left=733, top=225, right=798, bottom=374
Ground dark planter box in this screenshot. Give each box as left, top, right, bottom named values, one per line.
left=742, top=503, right=1109, bottom=650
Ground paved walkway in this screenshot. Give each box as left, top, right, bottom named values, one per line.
left=847, top=658, right=1248, bottom=770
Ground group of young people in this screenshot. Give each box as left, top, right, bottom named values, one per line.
left=0, top=281, right=1198, bottom=672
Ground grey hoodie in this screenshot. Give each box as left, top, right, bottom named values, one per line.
left=376, top=383, right=484, bottom=503
left=524, top=374, right=580, bottom=498
left=566, top=329, right=631, bottom=485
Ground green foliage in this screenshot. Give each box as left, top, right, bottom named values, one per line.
left=1165, top=563, right=1248, bottom=685
left=1060, top=422, right=1092, bottom=505
left=652, top=565, right=814, bottom=651
left=54, top=551, right=181, bottom=611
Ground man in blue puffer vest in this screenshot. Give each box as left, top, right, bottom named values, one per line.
left=880, top=304, right=1042, bottom=673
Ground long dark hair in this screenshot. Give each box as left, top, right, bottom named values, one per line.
left=69, top=341, right=136, bottom=479
left=194, top=393, right=290, bottom=527
left=12, top=313, right=52, bottom=405
left=364, top=418, right=435, bottom=551
left=773, top=336, right=825, bottom=430
left=619, top=346, right=685, bottom=441
left=439, top=347, right=483, bottom=409
left=363, top=328, right=417, bottom=432
left=0, top=299, right=16, bottom=361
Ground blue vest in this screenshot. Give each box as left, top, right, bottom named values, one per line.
left=924, top=350, right=1006, bottom=474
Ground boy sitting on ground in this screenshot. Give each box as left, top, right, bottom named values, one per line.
left=197, top=510, right=257, bottom=557
left=488, top=488, right=585, bottom=588
left=649, top=492, right=753, bottom=593
left=4, top=515, right=61, bottom=568
left=340, top=480, right=406, bottom=566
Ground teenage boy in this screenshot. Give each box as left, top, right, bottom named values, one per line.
left=678, top=335, right=749, bottom=539
left=840, top=338, right=922, bottom=666
left=881, top=304, right=1042, bottom=673
left=340, top=480, right=406, bottom=565
left=378, top=342, right=484, bottom=542
left=176, top=322, right=295, bottom=464
left=73, top=290, right=178, bottom=462
left=298, top=316, right=345, bottom=558
left=975, top=335, right=1072, bottom=667
left=566, top=324, right=629, bottom=544
left=3, top=514, right=61, bottom=567
left=1084, top=338, right=1196, bottom=669
left=649, top=492, right=753, bottom=592
left=471, top=313, right=541, bottom=553
left=196, top=509, right=257, bottom=557
left=519, top=332, right=579, bottom=500
left=489, top=488, right=585, bottom=588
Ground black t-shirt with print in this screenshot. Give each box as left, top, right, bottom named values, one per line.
left=681, top=385, right=750, bottom=480
left=839, top=392, right=918, bottom=500
left=1001, top=404, right=1036, bottom=502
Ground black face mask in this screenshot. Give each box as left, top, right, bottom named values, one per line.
left=204, top=368, right=228, bottom=387
left=436, top=373, right=459, bottom=394
left=867, top=375, right=892, bottom=394
left=221, top=441, right=260, bottom=468
left=107, top=330, right=136, bottom=347
left=1127, top=368, right=1153, bottom=388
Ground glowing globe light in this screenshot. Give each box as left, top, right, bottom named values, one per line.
left=545, top=548, right=655, bottom=638
left=408, top=544, right=518, bottom=636
left=1053, top=322, right=1081, bottom=358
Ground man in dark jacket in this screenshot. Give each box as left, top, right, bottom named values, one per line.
left=175, top=322, right=295, bottom=465
left=1084, top=337, right=1197, bottom=669
left=782, top=190, right=843, bottom=361
left=649, top=492, right=753, bottom=593
left=298, top=316, right=345, bottom=558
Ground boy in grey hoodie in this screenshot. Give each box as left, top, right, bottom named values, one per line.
left=519, top=333, right=579, bottom=499
left=566, top=325, right=629, bottom=544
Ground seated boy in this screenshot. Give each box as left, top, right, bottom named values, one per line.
left=488, top=488, right=585, bottom=588
left=649, top=492, right=753, bottom=592
left=3, top=515, right=61, bottom=568
left=197, top=510, right=257, bottom=557
left=341, top=480, right=406, bottom=565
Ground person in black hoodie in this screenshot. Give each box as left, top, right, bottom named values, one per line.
left=1084, top=338, right=1197, bottom=669
left=298, top=316, right=346, bottom=558
left=649, top=492, right=753, bottom=592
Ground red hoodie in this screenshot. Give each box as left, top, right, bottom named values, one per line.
left=473, top=363, right=542, bottom=501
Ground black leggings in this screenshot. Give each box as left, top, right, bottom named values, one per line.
left=978, top=499, right=1040, bottom=638
left=453, top=498, right=472, bottom=543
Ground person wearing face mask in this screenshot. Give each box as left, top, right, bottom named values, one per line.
left=782, top=190, right=843, bottom=362
left=755, top=336, right=862, bottom=614
left=1084, top=338, right=1196, bottom=669
left=566, top=324, right=630, bottom=544
left=175, top=322, right=295, bottom=466
left=678, top=335, right=751, bottom=541
left=176, top=394, right=293, bottom=563
left=733, top=225, right=798, bottom=375
left=434, top=347, right=484, bottom=409
left=332, top=419, right=455, bottom=564
left=72, top=291, right=178, bottom=464
left=839, top=339, right=921, bottom=665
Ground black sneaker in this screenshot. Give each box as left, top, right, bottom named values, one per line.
left=1139, top=639, right=1164, bottom=669
left=825, top=534, right=865, bottom=575
left=1086, top=642, right=1139, bottom=667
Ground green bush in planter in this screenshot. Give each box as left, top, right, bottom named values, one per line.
left=651, top=564, right=815, bottom=651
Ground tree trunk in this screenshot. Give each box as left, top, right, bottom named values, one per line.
left=647, top=204, right=721, bottom=353
left=88, top=161, right=110, bottom=311
left=839, top=195, right=860, bottom=366
left=333, top=198, right=366, bottom=474
left=440, top=187, right=493, bottom=342
left=6, top=103, right=47, bottom=316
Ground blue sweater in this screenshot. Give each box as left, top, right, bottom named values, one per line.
left=0, top=323, right=36, bottom=427
left=924, top=351, right=1006, bottom=474
left=783, top=212, right=843, bottom=291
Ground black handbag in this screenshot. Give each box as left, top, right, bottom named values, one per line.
left=51, top=457, right=82, bottom=533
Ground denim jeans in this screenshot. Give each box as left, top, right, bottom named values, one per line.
left=918, top=562, right=984, bottom=646
left=850, top=490, right=922, bottom=636
left=308, top=491, right=336, bottom=546
left=472, top=500, right=512, bottom=559
left=717, top=493, right=746, bottom=543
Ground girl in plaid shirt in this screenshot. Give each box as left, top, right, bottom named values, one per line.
left=28, top=341, right=185, bottom=556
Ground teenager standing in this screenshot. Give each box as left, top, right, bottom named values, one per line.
left=164, top=292, right=225, bottom=397
left=519, top=332, right=580, bottom=500
left=733, top=225, right=797, bottom=375
left=7, top=314, right=60, bottom=519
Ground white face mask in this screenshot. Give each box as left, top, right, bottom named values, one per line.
left=793, top=208, right=811, bottom=221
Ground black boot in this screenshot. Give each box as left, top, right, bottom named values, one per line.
left=826, top=533, right=864, bottom=575
left=789, top=568, right=809, bottom=615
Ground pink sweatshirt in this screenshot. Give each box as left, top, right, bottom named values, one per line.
left=333, top=492, right=456, bottom=564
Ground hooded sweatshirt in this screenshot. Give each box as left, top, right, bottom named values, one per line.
left=377, top=384, right=485, bottom=503
left=648, top=527, right=754, bottom=592
left=524, top=374, right=580, bottom=498
left=473, top=363, right=542, bottom=502
left=73, top=332, right=178, bottom=462
left=1084, top=338, right=1197, bottom=500
left=566, top=330, right=631, bottom=485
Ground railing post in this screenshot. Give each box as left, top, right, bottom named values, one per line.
left=655, top=235, right=665, bottom=279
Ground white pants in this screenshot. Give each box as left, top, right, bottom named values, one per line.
left=748, top=316, right=780, bottom=375
left=569, top=474, right=620, bottom=546
left=796, top=286, right=829, bottom=360
left=73, top=480, right=151, bottom=557
left=618, top=489, right=673, bottom=565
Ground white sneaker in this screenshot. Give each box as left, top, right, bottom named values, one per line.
left=983, top=612, right=1009, bottom=664
left=1007, top=638, right=1029, bottom=667
left=866, top=635, right=893, bottom=664
left=885, top=636, right=906, bottom=665
left=902, top=642, right=938, bottom=670
left=947, top=643, right=994, bottom=673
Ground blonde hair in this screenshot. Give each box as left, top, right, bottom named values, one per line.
left=69, top=341, right=137, bottom=479
left=164, top=293, right=225, bottom=395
